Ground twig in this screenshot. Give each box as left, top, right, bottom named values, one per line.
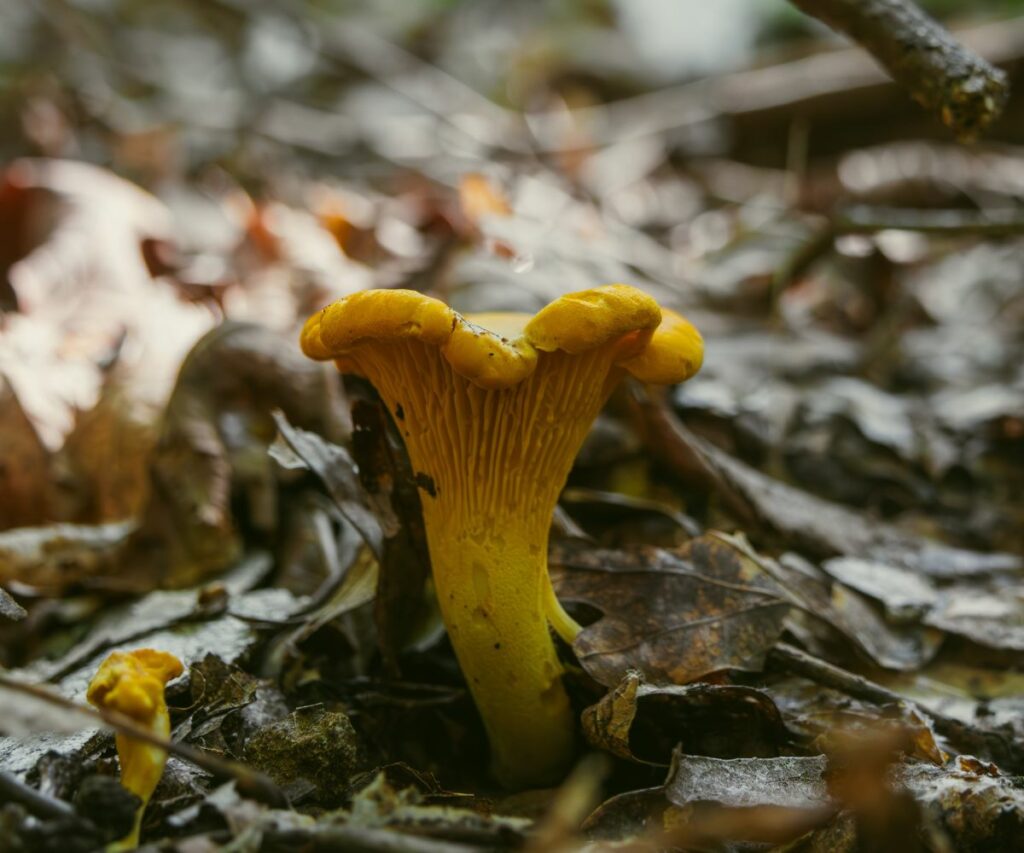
left=313, top=15, right=532, bottom=156
left=262, top=825, right=488, bottom=853
left=522, top=17, right=1024, bottom=156
left=0, top=769, right=76, bottom=820
left=0, top=674, right=288, bottom=808
left=788, top=0, right=1009, bottom=139
left=769, top=643, right=1024, bottom=772
left=774, top=205, right=1024, bottom=290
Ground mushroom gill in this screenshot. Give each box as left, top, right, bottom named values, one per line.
left=301, top=284, right=702, bottom=788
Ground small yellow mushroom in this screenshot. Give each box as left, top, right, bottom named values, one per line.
left=87, top=649, right=184, bottom=849
left=301, top=285, right=702, bottom=788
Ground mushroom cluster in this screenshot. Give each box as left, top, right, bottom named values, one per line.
left=301, top=284, right=702, bottom=787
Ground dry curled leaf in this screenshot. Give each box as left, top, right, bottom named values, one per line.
left=114, top=323, right=344, bottom=591
left=0, top=159, right=213, bottom=450
left=583, top=670, right=788, bottom=764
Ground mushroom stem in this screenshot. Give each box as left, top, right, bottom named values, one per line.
left=354, top=342, right=620, bottom=787
left=428, top=521, right=575, bottom=787
left=545, top=574, right=583, bottom=645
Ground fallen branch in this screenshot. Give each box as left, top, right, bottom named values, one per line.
left=0, top=674, right=288, bottom=808
left=0, top=768, right=76, bottom=820
left=770, top=643, right=1024, bottom=772
left=789, top=0, right=1009, bottom=139
left=263, top=826, right=487, bottom=853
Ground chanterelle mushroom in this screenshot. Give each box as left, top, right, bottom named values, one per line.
left=301, top=284, right=702, bottom=787
left=87, top=648, right=184, bottom=849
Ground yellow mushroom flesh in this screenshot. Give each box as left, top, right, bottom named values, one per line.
left=301, top=285, right=702, bottom=788
left=87, top=649, right=184, bottom=849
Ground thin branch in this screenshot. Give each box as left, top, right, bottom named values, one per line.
left=789, top=0, right=1009, bottom=139
left=0, top=674, right=288, bottom=808
left=263, top=826, right=487, bottom=853
left=0, top=769, right=76, bottom=820
left=770, top=643, right=1024, bottom=772
left=774, top=205, right=1024, bottom=290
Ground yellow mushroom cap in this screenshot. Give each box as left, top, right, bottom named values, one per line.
left=618, top=307, right=704, bottom=385
left=300, top=284, right=703, bottom=390
left=87, top=649, right=184, bottom=724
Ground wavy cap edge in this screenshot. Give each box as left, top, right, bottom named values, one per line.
left=300, top=285, right=702, bottom=389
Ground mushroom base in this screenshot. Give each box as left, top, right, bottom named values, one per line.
left=428, top=526, right=576, bottom=788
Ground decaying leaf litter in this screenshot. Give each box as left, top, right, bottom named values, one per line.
left=1, top=0, right=1024, bottom=850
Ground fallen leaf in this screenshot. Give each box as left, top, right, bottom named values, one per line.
left=552, top=532, right=790, bottom=686
left=0, top=588, right=26, bottom=621
left=271, top=410, right=389, bottom=557
left=0, top=375, right=51, bottom=530
left=898, top=758, right=1024, bottom=849
left=666, top=753, right=830, bottom=810
left=0, top=158, right=213, bottom=450
left=54, top=362, right=157, bottom=523
left=820, top=556, right=939, bottom=623
left=582, top=670, right=787, bottom=764
left=114, top=323, right=344, bottom=591
left=924, top=581, right=1024, bottom=652
left=0, top=521, right=133, bottom=594
left=458, top=173, right=512, bottom=224
left=732, top=543, right=943, bottom=671
left=351, top=399, right=433, bottom=674
left=638, top=398, right=1021, bottom=579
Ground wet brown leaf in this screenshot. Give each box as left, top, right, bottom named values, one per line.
left=0, top=376, right=51, bottom=530
left=272, top=402, right=434, bottom=673
left=900, top=756, right=1024, bottom=849
left=551, top=532, right=790, bottom=686
left=351, top=398, right=433, bottom=675
left=734, top=543, right=942, bottom=671
left=172, top=655, right=273, bottom=757
left=113, top=323, right=344, bottom=591
left=54, top=364, right=156, bottom=524
left=767, top=676, right=946, bottom=768
left=271, top=410, right=388, bottom=556
left=581, top=786, right=672, bottom=843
